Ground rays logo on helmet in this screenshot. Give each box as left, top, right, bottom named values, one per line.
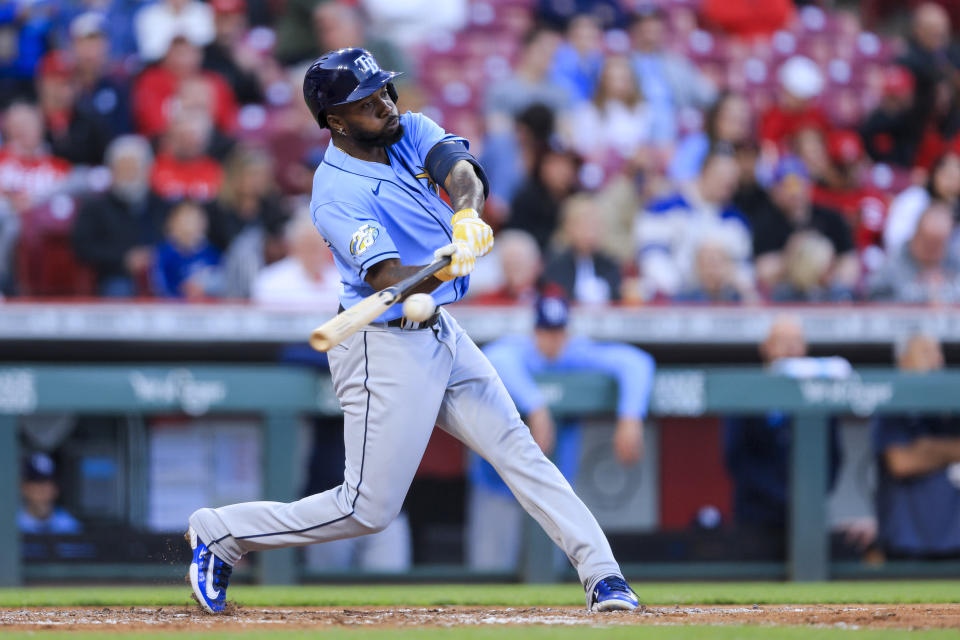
left=541, top=298, right=568, bottom=326
left=354, top=54, right=380, bottom=78
left=349, top=224, right=379, bottom=256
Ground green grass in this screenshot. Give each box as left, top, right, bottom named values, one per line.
left=0, top=581, right=958, bottom=608
left=1, top=628, right=959, bottom=640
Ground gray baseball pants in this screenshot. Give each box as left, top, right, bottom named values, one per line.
left=189, top=309, right=622, bottom=592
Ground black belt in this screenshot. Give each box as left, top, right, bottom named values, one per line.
left=337, top=305, right=441, bottom=330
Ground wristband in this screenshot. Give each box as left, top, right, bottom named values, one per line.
left=452, top=208, right=480, bottom=225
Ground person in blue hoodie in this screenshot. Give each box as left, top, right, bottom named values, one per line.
left=152, top=200, right=221, bottom=298
left=467, top=292, right=655, bottom=570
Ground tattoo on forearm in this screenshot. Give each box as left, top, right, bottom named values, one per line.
left=446, top=161, right=484, bottom=213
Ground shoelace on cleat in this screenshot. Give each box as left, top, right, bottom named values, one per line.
left=213, top=563, right=233, bottom=589
left=597, top=576, right=631, bottom=594
left=200, top=549, right=233, bottom=590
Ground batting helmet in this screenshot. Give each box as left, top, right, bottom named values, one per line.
left=302, top=48, right=402, bottom=129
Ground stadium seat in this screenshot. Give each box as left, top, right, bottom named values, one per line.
left=16, top=195, right=95, bottom=297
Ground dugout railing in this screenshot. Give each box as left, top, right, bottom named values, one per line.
left=2, top=364, right=960, bottom=586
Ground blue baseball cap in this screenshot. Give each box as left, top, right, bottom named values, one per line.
left=22, top=452, right=55, bottom=481
left=772, top=155, right=810, bottom=184
left=535, top=295, right=569, bottom=330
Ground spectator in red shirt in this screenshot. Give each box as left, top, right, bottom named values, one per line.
left=826, top=132, right=889, bottom=271
left=132, top=35, right=238, bottom=140
left=150, top=108, right=223, bottom=203
left=759, top=56, right=831, bottom=151
left=796, top=128, right=889, bottom=263
left=701, top=0, right=794, bottom=40
left=0, top=102, right=73, bottom=293
left=0, top=103, right=72, bottom=214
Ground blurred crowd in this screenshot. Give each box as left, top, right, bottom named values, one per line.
left=2, top=0, right=960, bottom=306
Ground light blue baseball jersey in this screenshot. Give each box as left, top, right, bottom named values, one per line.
left=310, top=111, right=470, bottom=321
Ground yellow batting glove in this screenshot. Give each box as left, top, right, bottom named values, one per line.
left=451, top=208, right=494, bottom=258
left=434, top=240, right=476, bottom=281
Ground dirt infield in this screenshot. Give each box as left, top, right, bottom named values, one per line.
left=1, top=604, right=959, bottom=632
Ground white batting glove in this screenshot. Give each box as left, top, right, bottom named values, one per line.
left=434, top=240, right=476, bottom=281
left=452, top=208, right=494, bottom=258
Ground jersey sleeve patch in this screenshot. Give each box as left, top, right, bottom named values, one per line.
left=349, top=224, right=380, bottom=257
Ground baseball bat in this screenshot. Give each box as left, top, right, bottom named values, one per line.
left=308, top=255, right=452, bottom=352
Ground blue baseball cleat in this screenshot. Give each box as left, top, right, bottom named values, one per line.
left=187, top=526, right=233, bottom=613
left=590, top=575, right=640, bottom=612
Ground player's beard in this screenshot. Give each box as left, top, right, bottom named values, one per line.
left=353, top=119, right=404, bottom=148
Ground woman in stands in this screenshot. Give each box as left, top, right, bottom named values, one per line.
left=568, top=55, right=655, bottom=167
left=670, top=91, right=752, bottom=182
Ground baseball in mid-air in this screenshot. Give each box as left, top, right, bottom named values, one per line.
left=402, top=293, right=436, bottom=322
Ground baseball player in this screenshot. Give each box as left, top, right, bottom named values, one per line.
left=185, top=48, right=639, bottom=613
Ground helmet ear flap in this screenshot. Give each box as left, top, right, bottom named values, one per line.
left=387, top=82, right=399, bottom=105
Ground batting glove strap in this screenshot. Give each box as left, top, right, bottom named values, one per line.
left=434, top=241, right=476, bottom=281
left=451, top=208, right=480, bottom=224
left=452, top=216, right=494, bottom=258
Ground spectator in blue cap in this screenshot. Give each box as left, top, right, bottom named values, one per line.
left=18, top=453, right=82, bottom=535
left=751, top=155, right=859, bottom=299
left=465, top=292, right=655, bottom=571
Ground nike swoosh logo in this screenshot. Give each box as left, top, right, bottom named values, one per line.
left=204, top=553, right=220, bottom=600
left=371, top=182, right=381, bottom=196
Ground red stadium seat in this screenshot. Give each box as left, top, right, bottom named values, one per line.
left=16, top=195, right=95, bottom=297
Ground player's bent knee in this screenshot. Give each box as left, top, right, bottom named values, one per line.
left=188, top=507, right=215, bottom=527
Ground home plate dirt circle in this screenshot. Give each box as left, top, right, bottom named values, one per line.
left=2, top=604, right=959, bottom=631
